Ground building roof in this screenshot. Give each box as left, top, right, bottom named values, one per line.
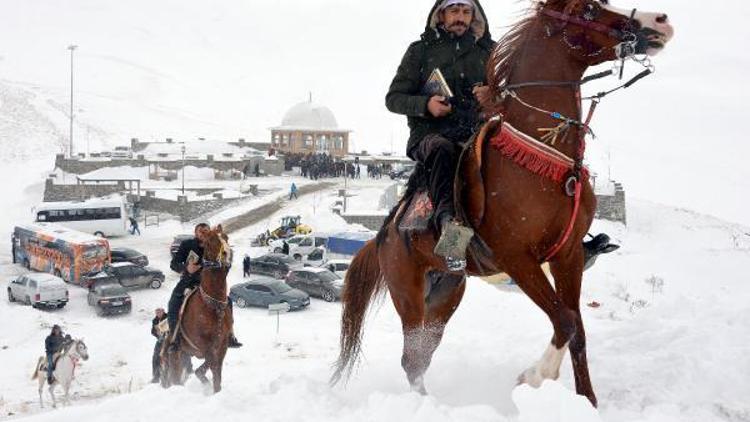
left=270, top=100, right=350, bottom=133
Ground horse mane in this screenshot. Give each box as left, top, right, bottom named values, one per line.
left=485, top=3, right=542, bottom=114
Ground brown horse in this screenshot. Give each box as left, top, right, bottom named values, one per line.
left=334, top=0, right=673, bottom=407
left=162, top=225, right=233, bottom=393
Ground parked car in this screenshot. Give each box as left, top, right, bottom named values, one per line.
left=247, top=254, right=304, bottom=279
left=268, top=235, right=305, bottom=253
left=170, top=234, right=193, bottom=258
left=110, top=247, right=149, bottom=267
left=325, top=259, right=351, bottom=278
left=82, top=262, right=164, bottom=289
left=389, top=167, right=414, bottom=180
left=229, top=277, right=309, bottom=311
left=286, top=267, right=343, bottom=302
left=87, top=283, right=132, bottom=316
left=7, top=273, right=68, bottom=309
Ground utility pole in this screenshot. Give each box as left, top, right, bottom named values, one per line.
left=67, top=45, right=78, bottom=158
left=181, top=144, right=186, bottom=195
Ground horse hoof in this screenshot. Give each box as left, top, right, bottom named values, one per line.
left=517, top=367, right=544, bottom=388
left=409, top=377, right=427, bottom=395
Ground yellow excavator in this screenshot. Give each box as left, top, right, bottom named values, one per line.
left=270, top=215, right=312, bottom=239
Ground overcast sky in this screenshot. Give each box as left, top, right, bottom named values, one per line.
left=1, top=0, right=749, bottom=225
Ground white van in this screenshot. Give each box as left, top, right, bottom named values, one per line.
left=35, top=196, right=129, bottom=238
left=7, top=273, right=69, bottom=309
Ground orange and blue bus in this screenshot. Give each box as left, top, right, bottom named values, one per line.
left=11, top=223, right=111, bottom=285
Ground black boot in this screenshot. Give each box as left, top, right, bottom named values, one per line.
left=583, top=233, right=620, bottom=270
left=228, top=334, right=243, bottom=348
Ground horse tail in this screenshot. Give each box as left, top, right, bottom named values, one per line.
left=331, top=240, right=384, bottom=385
left=31, top=357, right=42, bottom=380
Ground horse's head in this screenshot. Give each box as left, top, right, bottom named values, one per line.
left=71, top=339, right=89, bottom=361
left=203, top=225, right=232, bottom=268
left=541, top=0, right=674, bottom=65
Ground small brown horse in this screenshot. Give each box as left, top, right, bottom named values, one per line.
left=334, top=0, right=673, bottom=407
left=162, top=225, right=233, bottom=393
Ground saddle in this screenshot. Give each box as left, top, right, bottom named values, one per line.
left=167, top=287, right=199, bottom=348
left=397, top=118, right=501, bottom=234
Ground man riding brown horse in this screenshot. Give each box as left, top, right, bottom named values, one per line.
left=386, top=0, right=616, bottom=271
left=167, top=223, right=242, bottom=349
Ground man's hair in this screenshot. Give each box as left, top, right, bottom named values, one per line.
left=195, top=223, right=210, bottom=231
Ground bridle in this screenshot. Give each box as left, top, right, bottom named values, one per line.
left=496, top=2, right=658, bottom=262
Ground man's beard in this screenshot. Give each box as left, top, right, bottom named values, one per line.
left=445, top=22, right=469, bottom=35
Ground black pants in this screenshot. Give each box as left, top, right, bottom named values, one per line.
left=167, top=275, right=233, bottom=333
left=167, top=276, right=199, bottom=332
left=411, top=134, right=462, bottom=226
left=152, top=339, right=163, bottom=379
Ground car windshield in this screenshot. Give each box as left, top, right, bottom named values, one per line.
left=99, top=286, right=126, bottom=296
left=271, top=282, right=292, bottom=293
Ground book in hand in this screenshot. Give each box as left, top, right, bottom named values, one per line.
left=422, top=68, right=454, bottom=99
left=187, top=250, right=201, bottom=265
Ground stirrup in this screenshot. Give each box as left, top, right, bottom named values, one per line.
left=445, top=256, right=467, bottom=272
left=434, top=220, right=474, bottom=264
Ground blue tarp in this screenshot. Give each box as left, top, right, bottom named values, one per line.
left=324, top=231, right=375, bottom=256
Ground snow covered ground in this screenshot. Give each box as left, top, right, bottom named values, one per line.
left=1, top=173, right=748, bottom=421
left=0, top=0, right=748, bottom=420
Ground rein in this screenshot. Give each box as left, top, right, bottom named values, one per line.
left=494, top=5, right=655, bottom=261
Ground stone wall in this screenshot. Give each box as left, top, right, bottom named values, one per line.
left=43, top=179, right=125, bottom=202
left=340, top=214, right=387, bottom=231
left=595, top=182, right=627, bottom=225
left=129, top=193, right=247, bottom=223
left=55, top=154, right=285, bottom=176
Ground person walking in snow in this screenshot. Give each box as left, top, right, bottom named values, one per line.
left=129, top=216, right=141, bottom=235
left=242, top=254, right=251, bottom=278
left=289, top=182, right=299, bottom=200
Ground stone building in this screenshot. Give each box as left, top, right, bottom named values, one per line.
left=270, top=99, right=351, bottom=157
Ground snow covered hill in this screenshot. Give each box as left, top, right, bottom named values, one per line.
left=0, top=186, right=748, bottom=421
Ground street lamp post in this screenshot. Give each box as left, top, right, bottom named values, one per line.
left=181, top=144, right=186, bottom=195
left=67, top=44, right=77, bottom=158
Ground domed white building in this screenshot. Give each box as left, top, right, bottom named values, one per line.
left=270, top=99, right=351, bottom=157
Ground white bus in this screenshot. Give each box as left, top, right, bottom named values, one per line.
left=34, top=196, right=129, bottom=238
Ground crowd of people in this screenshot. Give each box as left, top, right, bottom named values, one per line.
left=281, top=152, right=400, bottom=181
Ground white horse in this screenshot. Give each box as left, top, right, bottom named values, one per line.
left=31, top=339, right=89, bottom=408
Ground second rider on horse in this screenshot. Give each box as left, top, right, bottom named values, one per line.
left=167, top=223, right=242, bottom=350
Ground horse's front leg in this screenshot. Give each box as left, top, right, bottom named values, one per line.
left=64, top=382, right=71, bottom=405
left=211, top=347, right=228, bottom=393
left=38, top=378, right=44, bottom=408
left=49, top=384, right=56, bottom=409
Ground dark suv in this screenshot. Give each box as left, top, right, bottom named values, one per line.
left=286, top=267, right=343, bottom=302
left=87, top=283, right=132, bottom=316
left=247, top=254, right=304, bottom=279
left=111, top=247, right=149, bottom=267
left=82, top=263, right=165, bottom=289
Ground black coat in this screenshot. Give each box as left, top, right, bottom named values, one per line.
left=242, top=256, right=251, bottom=272
left=45, top=334, right=64, bottom=354
left=385, top=0, right=494, bottom=158
left=170, top=237, right=204, bottom=283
